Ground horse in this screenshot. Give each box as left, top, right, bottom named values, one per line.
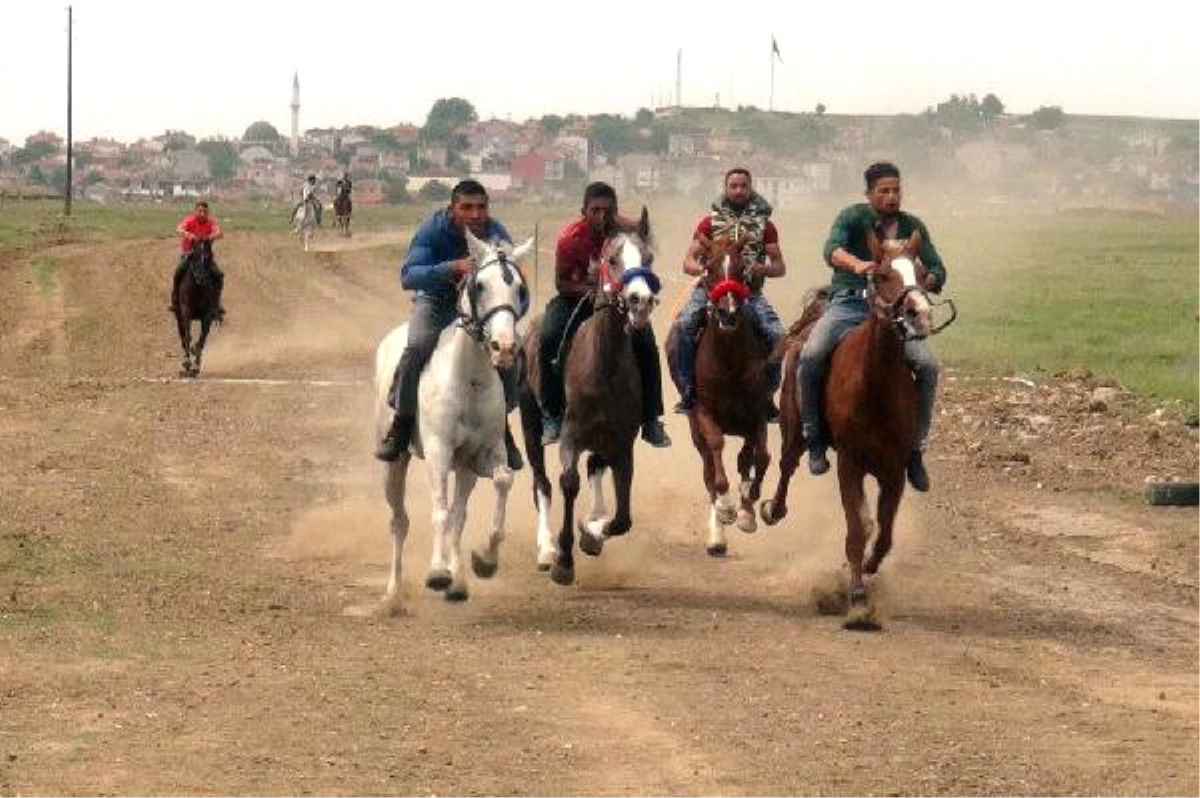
left=664, top=234, right=773, bottom=557
left=517, top=208, right=662, bottom=586
left=762, top=230, right=955, bottom=630
left=333, top=187, right=351, bottom=237
left=292, top=197, right=319, bottom=251
left=372, top=229, right=534, bottom=612
left=173, top=238, right=221, bottom=378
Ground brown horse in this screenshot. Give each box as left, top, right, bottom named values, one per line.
left=173, top=238, right=221, bottom=378
left=665, top=234, right=772, bottom=556
left=763, top=231, right=946, bottom=630
left=518, top=209, right=661, bottom=586
left=333, top=187, right=351, bottom=237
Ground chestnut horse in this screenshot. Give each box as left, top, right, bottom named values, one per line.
left=665, top=234, right=772, bottom=557
left=173, top=237, right=221, bottom=378
left=763, top=231, right=954, bottom=630
left=518, top=209, right=661, bottom=586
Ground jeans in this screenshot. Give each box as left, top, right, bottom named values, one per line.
left=796, top=293, right=939, bottom=451
left=671, top=287, right=784, bottom=394
left=389, top=295, right=518, bottom=417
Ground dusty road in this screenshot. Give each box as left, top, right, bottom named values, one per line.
left=0, top=229, right=1196, bottom=796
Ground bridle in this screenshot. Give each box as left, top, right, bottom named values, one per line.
left=867, top=258, right=956, bottom=341
left=457, top=249, right=529, bottom=343
left=594, top=234, right=661, bottom=314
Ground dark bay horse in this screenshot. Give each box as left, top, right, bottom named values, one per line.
left=518, top=209, right=662, bottom=585
left=763, top=231, right=954, bottom=630
left=173, top=238, right=221, bottom=378
left=333, top=187, right=351, bottom=237
left=665, top=234, right=772, bottom=556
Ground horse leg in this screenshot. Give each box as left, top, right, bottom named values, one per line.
left=521, top=391, right=557, bottom=570
left=578, top=453, right=609, bottom=556
left=191, top=318, right=212, bottom=376
left=551, top=443, right=583, bottom=586
left=865, top=473, right=904, bottom=575
left=472, top=448, right=516, bottom=580
left=691, top=413, right=733, bottom=555
left=606, top=448, right=634, bottom=537
left=176, top=313, right=193, bottom=377
left=423, top=450, right=455, bottom=593
left=381, top=455, right=411, bottom=615
left=734, top=429, right=770, bottom=534
left=443, top=467, right=477, bottom=602
left=762, top=353, right=801, bottom=525
left=838, top=458, right=880, bottom=631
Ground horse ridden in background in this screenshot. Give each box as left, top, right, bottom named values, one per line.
left=333, top=184, right=352, bottom=237
left=372, top=230, right=533, bottom=612
left=518, top=208, right=662, bottom=586
left=665, top=234, right=773, bottom=557
left=292, top=196, right=319, bottom=251
left=173, top=237, right=222, bottom=378
left=762, top=231, right=955, bottom=630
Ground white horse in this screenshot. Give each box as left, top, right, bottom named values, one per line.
left=292, top=198, right=319, bottom=252
left=373, top=230, right=534, bottom=612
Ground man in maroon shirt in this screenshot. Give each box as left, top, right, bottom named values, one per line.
left=171, top=200, right=225, bottom=318
left=537, top=182, right=670, bottom=448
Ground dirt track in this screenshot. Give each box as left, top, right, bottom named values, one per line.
left=0, top=228, right=1196, bottom=796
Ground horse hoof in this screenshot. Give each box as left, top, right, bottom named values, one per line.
left=550, top=564, right=575, bottom=586
left=759, top=499, right=784, bottom=526
left=715, top=505, right=737, bottom=526
left=445, top=586, right=469, bottom=603
left=606, top=517, right=631, bottom=537
left=843, top=604, right=881, bottom=632
left=425, top=570, right=452, bottom=592
left=706, top=543, right=727, bottom=557
left=579, top=532, right=604, bottom=557
left=736, top=511, right=757, bottom=534
left=471, top=551, right=498, bottom=579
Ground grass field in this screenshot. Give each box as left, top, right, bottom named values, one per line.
left=1, top=196, right=1196, bottom=407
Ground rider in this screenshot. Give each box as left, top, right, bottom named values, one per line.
left=671, top=167, right=787, bottom=420
left=797, top=161, right=947, bottom=491
left=538, top=181, right=671, bottom=448
left=374, top=179, right=524, bottom=469
left=296, top=174, right=322, bottom=225
left=171, top=199, right=225, bottom=319
left=335, top=171, right=352, bottom=199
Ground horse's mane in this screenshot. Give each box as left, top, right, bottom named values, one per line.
left=773, top=286, right=830, bottom=361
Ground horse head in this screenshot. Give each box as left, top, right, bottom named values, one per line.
left=593, top=206, right=661, bottom=330
left=868, top=229, right=933, bottom=340
left=463, top=228, right=534, bottom=370
left=699, top=234, right=752, bottom=331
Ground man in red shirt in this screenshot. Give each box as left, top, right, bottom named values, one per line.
left=172, top=200, right=225, bottom=318
left=670, top=167, right=786, bottom=418
left=537, top=182, right=670, bottom=448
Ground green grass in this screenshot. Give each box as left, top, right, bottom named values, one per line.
left=31, top=255, right=59, bottom=294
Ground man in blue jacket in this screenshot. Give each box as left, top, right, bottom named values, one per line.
left=374, top=180, right=524, bottom=469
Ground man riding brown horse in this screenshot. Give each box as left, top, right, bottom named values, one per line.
left=796, top=161, right=947, bottom=491
left=170, top=200, right=225, bottom=321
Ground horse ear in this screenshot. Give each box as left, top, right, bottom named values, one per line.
left=464, top=227, right=490, bottom=263
left=906, top=228, right=923, bottom=257
left=867, top=228, right=884, bottom=262
left=511, top=236, right=535, bottom=262
left=637, top=206, right=651, bottom=241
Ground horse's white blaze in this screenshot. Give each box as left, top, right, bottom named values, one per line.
left=892, top=256, right=918, bottom=288
left=373, top=232, right=532, bottom=608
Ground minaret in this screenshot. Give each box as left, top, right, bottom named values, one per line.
left=290, top=71, right=300, bottom=156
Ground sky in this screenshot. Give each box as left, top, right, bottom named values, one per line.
left=1, top=0, right=1197, bottom=146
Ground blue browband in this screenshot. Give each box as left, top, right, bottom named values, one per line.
left=620, top=267, right=661, bottom=294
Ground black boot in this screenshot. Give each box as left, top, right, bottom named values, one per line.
left=673, top=386, right=696, bottom=414
left=375, top=414, right=414, bottom=462
left=504, top=423, right=524, bottom=471
left=808, top=444, right=830, bottom=476
left=641, top=419, right=671, bottom=447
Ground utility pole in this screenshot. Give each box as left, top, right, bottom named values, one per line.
left=65, top=5, right=73, bottom=216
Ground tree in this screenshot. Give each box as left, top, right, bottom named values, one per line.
left=589, top=114, right=635, bottom=158
left=160, top=130, right=195, bottom=151
left=1028, top=105, right=1066, bottom=130
left=418, top=180, right=452, bottom=202
left=815, top=103, right=826, bottom=115
left=980, top=93, right=1005, bottom=124
left=539, top=114, right=567, bottom=137
left=422, top=98, right=478, bottom=143
left=11, top=139, right=58, bottom=167
left=197, top=139, right=239, bottom=184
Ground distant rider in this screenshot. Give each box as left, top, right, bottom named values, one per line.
left=171, top=199, right=225, bottom=320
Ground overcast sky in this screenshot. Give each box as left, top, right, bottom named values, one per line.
left=2, top=0, right=1197, bottom=145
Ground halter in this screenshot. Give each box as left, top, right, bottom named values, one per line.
left=457, top=250, right=529, bottom=342
left=868, top=256, right=957, bottom=341
left=595, top=236, right=661, bottom=313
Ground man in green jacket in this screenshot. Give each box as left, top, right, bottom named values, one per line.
left=797, top=161, right=947, bottom=491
